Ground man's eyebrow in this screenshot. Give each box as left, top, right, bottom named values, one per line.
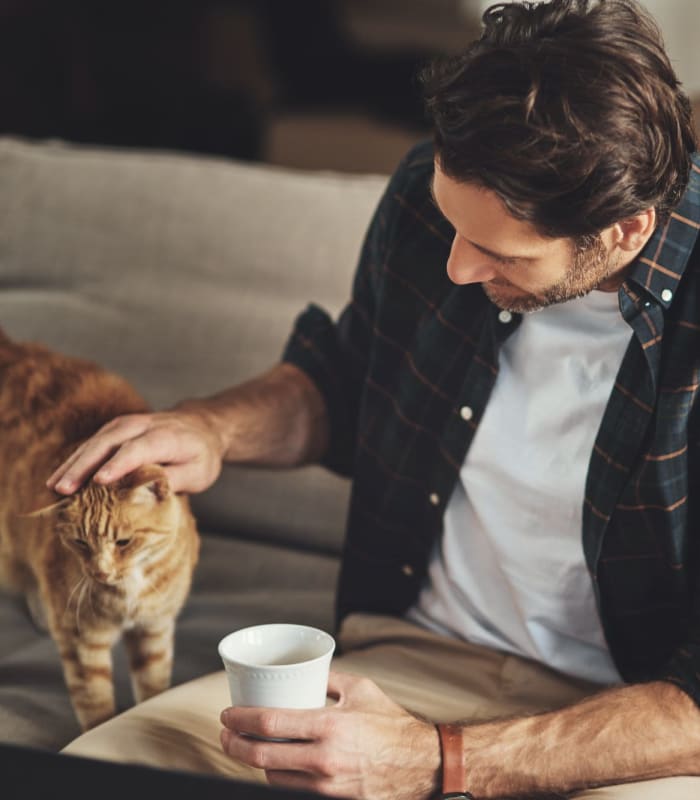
left=428, top=174, right=533, bottom=263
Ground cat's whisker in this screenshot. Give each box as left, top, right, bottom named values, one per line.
left=64, top=575, right=86, bottom=623
left=86, top=576, right=97, bottom=619
left=141, top=570, right=166, bottom=604
left=75, top=576, right=91, bottom=635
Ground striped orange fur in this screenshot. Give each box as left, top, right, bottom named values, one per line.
left=0, top=329, right=200, bottom=730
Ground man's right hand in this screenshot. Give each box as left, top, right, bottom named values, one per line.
left=46, top=408, right=226, bottom=495
left=47, top=363, right=330, bottom=496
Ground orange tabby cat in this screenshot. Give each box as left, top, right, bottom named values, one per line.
left=0, top=328, right=200, bottom=730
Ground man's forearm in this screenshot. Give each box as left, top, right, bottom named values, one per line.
left=176, top=362, right=330, bottom=468
left=458, top=680, right=700, bottom=798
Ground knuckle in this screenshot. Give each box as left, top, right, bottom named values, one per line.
left=258, top=710, right=279, bottom=737
left=99, top=414, right=132, bottom=433
left=354, top=676, right=376, bottom=695
left=148, top=420, right=185, bottom=449
left=118, top=438, right=141, bottom=457
left=247, top=743, right=267, bottom=769
left=314, top=744, right=340, bottom=776
left=159, top=427, right=185, bottom=452
left=319, top=712, right=339, bottom=737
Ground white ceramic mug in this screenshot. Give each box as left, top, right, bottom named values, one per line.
left=218, top=623, right=335, bottom=709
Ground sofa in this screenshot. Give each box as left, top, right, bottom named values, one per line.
left=0, top=136, right=390, bottom=754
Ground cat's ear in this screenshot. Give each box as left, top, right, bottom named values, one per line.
left=118, top=466, right=170, bottom=505
left=18, top=496, right=73, bottom=518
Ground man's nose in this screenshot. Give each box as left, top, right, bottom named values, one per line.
left=446, top=234, right=498, bottom=285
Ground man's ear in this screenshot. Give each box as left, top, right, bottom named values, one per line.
left=613, top=207, right=657, bottom=252
left=118, top=466, right=170, bottom=505
left=17, top=496, right=73, bottom=518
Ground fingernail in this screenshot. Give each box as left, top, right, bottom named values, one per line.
left=95, top=470, right=110, bottom=483
left=220, top=709, right=229, bottom=725
left=55, top=480, right=71, bottom=493
left=220, top=728, right=231, bottom=750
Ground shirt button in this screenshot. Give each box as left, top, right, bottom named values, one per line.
left=401, top=564, right=414, bottom=577
left=661, top=288, right=673, bottom=303
left=459, top=405, right=473, bottom=421
left=429, top=492, right=440, bottom=506
left=498, top=310, right=513, bottom=324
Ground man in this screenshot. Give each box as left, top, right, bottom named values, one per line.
left=50, top=1, right=700, bottom=798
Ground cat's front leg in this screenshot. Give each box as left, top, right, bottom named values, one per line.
left=55, top=628, right=119, bottom=730
left=124, top=619, right=175, bottom=704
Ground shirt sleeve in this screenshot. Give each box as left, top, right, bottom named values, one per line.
left=655, top=432, right=700, bottom=704
left=658, top=636, right=700, bottom=713
left=281, top=149, right=416, bottom=477
left=660, top=558, right=700, bottom=703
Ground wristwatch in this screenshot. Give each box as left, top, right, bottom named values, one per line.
left=436, top=722, right=475, bottom=800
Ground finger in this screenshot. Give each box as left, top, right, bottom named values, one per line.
left=48, top=416, right=151, bottom=491
left=89, top=419, right=190, bottom=480
left=47, top=443, right=91, bottom=489
left=90, top=436, right=169, bottom=485
left=220, top=729, right=321, bottom=774
left=48, top=431, right=117, bottom=487
left=161, top=463, right=215, bottom=495
left=160, top=465, right=191, bottom=495
left=222, top=706, right=324, bottom=743
left=49, top=441, right=120, bottom=493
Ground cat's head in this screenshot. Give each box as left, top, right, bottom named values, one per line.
left=30, top=465, right=189, bottom=586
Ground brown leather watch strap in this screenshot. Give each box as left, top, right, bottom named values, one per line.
left=436, top=722, right=475, bottom=800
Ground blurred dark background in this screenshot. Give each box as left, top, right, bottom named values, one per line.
left=0, top=0, right=484, bottom=173
left=1, top=1, right=698, bottom=174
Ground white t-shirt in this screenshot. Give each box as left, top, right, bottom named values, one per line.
left=408, top=289, right=632, bottom=685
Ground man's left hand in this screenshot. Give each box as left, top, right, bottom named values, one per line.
left=219, top=671, right=441, bottom=799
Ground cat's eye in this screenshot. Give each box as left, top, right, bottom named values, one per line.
left=73, top=539, right=89, bottom=551
left=115, top=539, right=132, bottom=548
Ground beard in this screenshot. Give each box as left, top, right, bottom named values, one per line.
left=482, top=234, right=618, bottom=314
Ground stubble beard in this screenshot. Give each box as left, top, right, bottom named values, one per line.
left=483, top=234, right=617, bottom=314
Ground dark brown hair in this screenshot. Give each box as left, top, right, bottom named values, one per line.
left=422, top=0, right=697, bottom=238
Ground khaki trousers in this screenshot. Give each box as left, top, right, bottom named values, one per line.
left=63, top=614, right=700, bottom=798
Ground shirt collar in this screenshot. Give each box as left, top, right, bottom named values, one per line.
left=624, top=152, right=700, bottom=309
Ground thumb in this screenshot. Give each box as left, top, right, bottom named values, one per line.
left=161, top=462, right=217, bottom=494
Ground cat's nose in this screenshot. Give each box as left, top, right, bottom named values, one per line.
left=93, top=570, right=110, bottom=582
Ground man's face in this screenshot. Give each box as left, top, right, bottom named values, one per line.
left=431, top=162, right=625, bottom=313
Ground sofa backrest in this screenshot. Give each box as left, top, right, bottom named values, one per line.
left=0, top=137, right=390, bottom=555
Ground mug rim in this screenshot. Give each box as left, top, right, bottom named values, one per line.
left=218, top=623, right=335, bottom=670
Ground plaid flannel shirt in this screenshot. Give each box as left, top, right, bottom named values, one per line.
left=283, top=141, right=700, bottom=702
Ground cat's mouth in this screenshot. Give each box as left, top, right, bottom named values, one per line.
left=88, top=572, right=122, bottom=586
